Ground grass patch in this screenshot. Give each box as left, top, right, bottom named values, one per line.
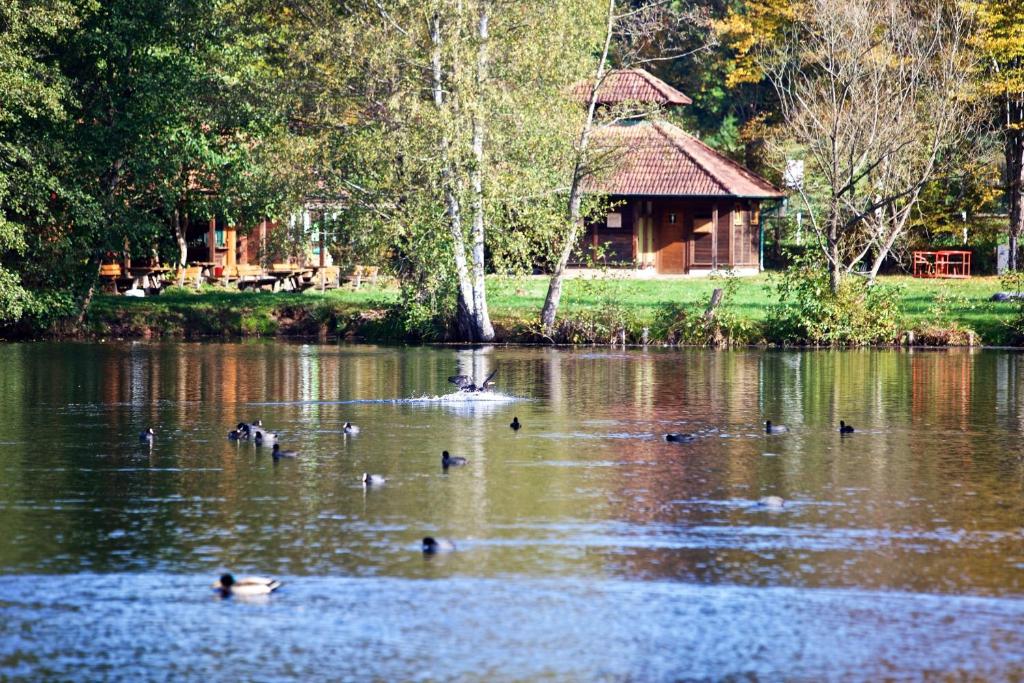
left=82, top=274, right=1019, bottom=345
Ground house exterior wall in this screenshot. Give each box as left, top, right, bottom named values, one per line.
left=580, top=196, right=761, bottom=273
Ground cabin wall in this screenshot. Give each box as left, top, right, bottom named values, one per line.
left=575, top=197, right=763, bottom=273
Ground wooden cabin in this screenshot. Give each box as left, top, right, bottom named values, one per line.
left=577, top=70, right=784, bottom=274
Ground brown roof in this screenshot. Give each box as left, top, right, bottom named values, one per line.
left=575, top=69, right=692, bottom=106
left=584, top=120, right=784, bottom=198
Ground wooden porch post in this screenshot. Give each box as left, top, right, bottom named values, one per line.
left=259, top=219, right=267, bottom=262
left=712, top=203, right=719, bottom=271
left=226, top=226, right=237, bottom=267
left=208, top=218, right=217, bottom=264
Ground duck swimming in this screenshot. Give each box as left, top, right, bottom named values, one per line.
left=510, top=417, right=521, bottom=431
left=253, top=430, right=278, bottom=445
left=441, top=451, right=467, bottom=468
left=228, top=429, right=242, bottom=440
left=343, top=422, right=360, bottom=435
left=139, top=428, right=155, bottom=442
left=665, top=433, right=696, bottom=443
left=422, top=537, right=456, bottom=554
left=212, top=573, right=282, bottom=597
left=765, top=420, right=789, bottom=434
left=272, top=444, right=298, bottom=459
left=362, top=473, right=386, bottom=486
left=839, top=420, right=855, bottom=434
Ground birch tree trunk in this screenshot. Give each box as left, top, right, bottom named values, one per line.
left=539, top=0, right=616, bottom=332
left=431, top=12, right=479, bottom=341
left=468, top=1, right=494, bottom=341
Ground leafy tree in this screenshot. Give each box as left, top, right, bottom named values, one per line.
left=762, top=0, right=979, bottom=292
left=279, top=0, right=602, bottom=341
left=0, top=0, right=82, bottom=325
left=967, top=0, right=1024, bottom=269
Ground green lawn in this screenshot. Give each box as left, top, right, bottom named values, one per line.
left=86, top=274, right=1021, bottom=344
left=489, top=274, right=1014, bottom=341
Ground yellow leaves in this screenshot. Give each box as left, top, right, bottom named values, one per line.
left=715, top=0, right=806, bottom=86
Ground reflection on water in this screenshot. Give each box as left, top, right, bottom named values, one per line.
left=0, top=342, right=1023, bottom=679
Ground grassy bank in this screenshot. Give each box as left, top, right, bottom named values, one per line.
left=80, top=274, right=1021, bottom=345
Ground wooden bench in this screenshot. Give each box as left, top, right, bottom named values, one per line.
left=236, top=264, right=278, bottom=291
left=165, top=266, right=205, bottom=288
left=344, top=265, right=379, bottom=289
left=315, top=265, right=341, bottom=290
left=99, top=264, right=133, bottom=293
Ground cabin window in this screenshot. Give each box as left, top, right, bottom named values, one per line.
left=606, top=212, right=623, bottom=228
left=693, top=214, right=713, bottom=235
left=645, top=201, right=653, bottom=216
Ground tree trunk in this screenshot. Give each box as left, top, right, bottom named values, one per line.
left=173, top=208, right=188, bottom=268
left=468, top=1, right=494, bottom=341
left=431, top=12, right=479, bottom=340
left=540, top=0, right=616, bottom=332
left=1007, top=99, right=1024, bottom=271
left=828, top=220, right=841, bottom=294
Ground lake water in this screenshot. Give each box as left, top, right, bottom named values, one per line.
left=0, top=342, right=1022, bottom=680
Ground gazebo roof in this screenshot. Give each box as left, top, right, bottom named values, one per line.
left=584, top=120, right=784, bottom=199
left=575, top=69, right=693, bottom=107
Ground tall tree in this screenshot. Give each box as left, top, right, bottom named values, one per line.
left=540, top=0, right=708, bottom=333
left=763, top=0, right=978, bottom=292
left=967, top=0, right=1024, bottom=269
left=281, top=0, right=600, bottom=341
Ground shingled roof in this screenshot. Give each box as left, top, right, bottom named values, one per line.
left=575, top=69, right=693, bottom=106
left=583, top=120, right=784, bottom=199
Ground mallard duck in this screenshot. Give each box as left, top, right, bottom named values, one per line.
left=757, top=496, right=785, bottom=508
left=510, top=417, right=521, bottom=431
left=212, top=573, right=282, bottom=597
left=362, top=473, right=386, bottom=486
left=272, top=444, right=298, bottom=459
left=839, top=420, right=855, bottom=434
left=665, top=432, right=696, bottom=443
left=139, top=428, right=155, bottom=442
left=422, top=537, right=456, bottom=554
left=441, top=451, right=467, bottom=468
left=765, top=420, right=789, bottom=434
left=343, top=422, right=360, bottom=435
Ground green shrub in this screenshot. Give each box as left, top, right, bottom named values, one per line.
left=766, top=253, right=903, bottom=345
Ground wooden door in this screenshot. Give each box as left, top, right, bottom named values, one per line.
left=656, top=204, right=685, bottom=274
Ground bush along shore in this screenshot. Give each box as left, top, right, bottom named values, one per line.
left=69, top=273, right=1024, bottom=347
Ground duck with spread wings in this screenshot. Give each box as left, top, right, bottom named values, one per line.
left=447, top=368, right=497, bottom=393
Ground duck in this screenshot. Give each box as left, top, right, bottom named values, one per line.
left=253, top=430, right=278, bottom=445
left=212, top=573, right=282, bottom=597
left=234, top=422, right=253, bottom=439
left=343, top=422, right=360, bottom=435
left=422, top=537, right=456, bottom=554
left=441, top=451, right=467, bottom=468
left=510, top=417, right=521, bottom=431
left=665, top=432, right=696, bottom=443
left=765, top=420, right=789, bottom=434
left=272, top=444, right=299, bottom=459
left=362, top=473, right=386, bottom=486
left=228, top=429, right=243, bottom=441
left=757, top=496, right=785, bottom=508
left=839, top=420, right=855, bottom=434
left=139, top=428, right=155, bottom=442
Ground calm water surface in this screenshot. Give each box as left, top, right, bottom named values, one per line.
left=0, top=343, right=1022, bottom=680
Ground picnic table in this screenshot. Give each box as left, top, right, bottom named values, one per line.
left=912, top=250, right=971, bottom=278
left=268, top=264, right=315, bottom=292
left=129, top=266, right=173, bottom=292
